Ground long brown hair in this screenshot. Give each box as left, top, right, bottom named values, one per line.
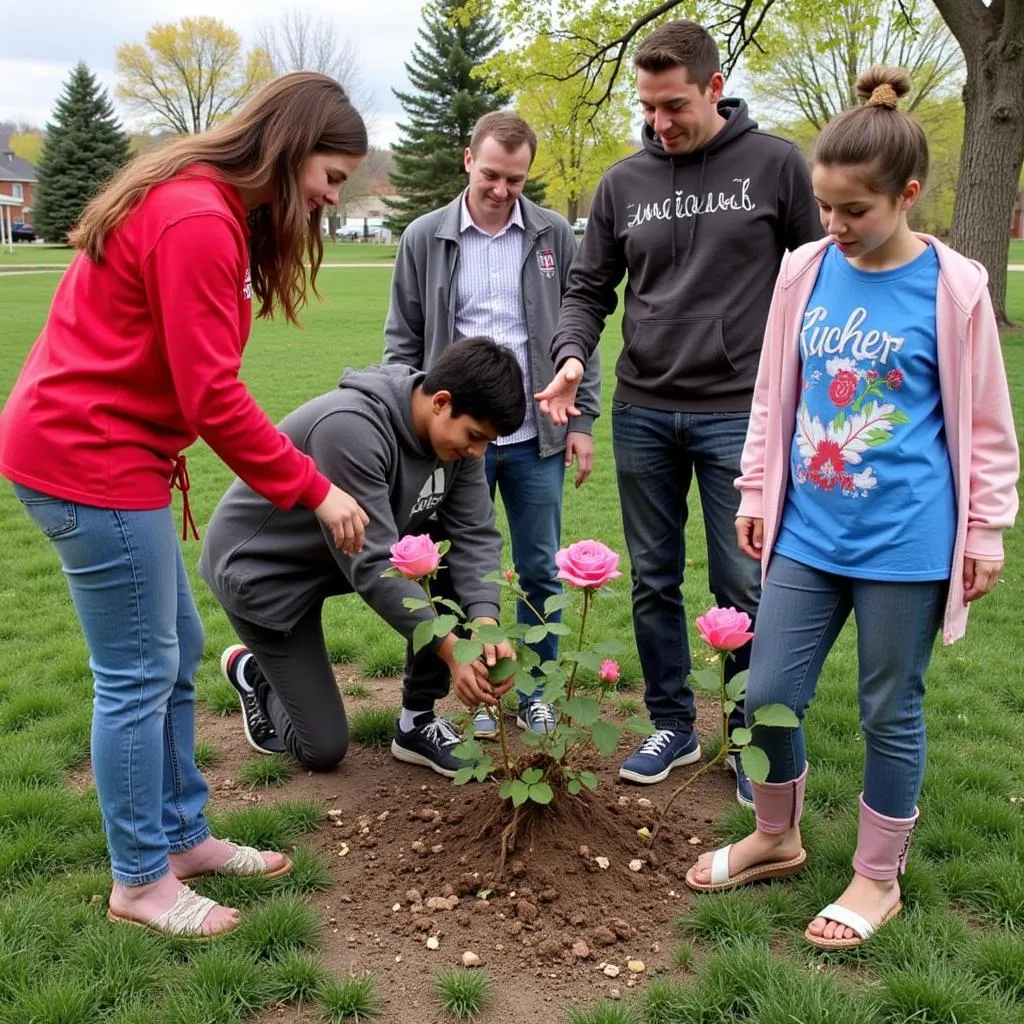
left=813, top=66, right=929, bottom=198
left=70, top=72, right=368, bottom=323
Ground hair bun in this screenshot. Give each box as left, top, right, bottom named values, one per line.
left=855, top=65, right=911, bottom=109
left=868, top=83, right=901, bottom=109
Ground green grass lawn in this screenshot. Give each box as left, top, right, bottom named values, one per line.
left=0, top=267, right=1022, bottom=1023
left=0, top=242, right=396, bottom=269
left=1010, top=238, right=1024, bottom=264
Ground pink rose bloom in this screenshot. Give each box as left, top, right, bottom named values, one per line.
left=389, top=534, right=441, bottom=580
left=695, top=607, right=754, bottom=652
left=598, top=659, right=620, bottom=684
left=555, top=540, right=622, bottom=589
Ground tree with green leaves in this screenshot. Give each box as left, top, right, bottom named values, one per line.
left=386, top=0, right=544, bottom=232
left=492, top=0, right=1023, bottom=322
left=33, top=63, right=132, bottom=245
left=490, top=30, right=633, bottom=222
left=745, top=0, right=963, bottom=130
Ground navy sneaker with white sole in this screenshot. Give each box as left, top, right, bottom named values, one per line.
left=726, top=752, right=755, bottom=809
left=619, top=728, right=701, bottom=784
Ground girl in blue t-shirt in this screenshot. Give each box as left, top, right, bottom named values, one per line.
left=685, top=65, right=1019, bottom=949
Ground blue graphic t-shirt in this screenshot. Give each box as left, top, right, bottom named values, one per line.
left=773, top=243, right=955, bottom=580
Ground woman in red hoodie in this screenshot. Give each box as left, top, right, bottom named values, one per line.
left=0, top=71, right=370, bottom=937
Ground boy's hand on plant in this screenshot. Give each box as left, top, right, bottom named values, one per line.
left=438, top=633, right=508, bottom=707
left=735, top=516, right=763, bottom=560
left=963, top=557, right=1003, bottom=602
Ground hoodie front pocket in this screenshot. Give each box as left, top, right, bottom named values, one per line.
left=622, top=316, right=737, bottom=394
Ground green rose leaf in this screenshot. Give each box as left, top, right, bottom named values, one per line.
left=402, top=597, right=431, bottom=611
left=579, top=771, right=598, bottom=791
left=510, top=780, right=531, bottom=807
left=563, top=697, right=600, bottom=726
left=412, top=618, right=437, bottom=654
left=752, top=704, right=801, bottom=728
left=591, top=720, right=621, bottom=755
left=432, top=614, right=458, bottom=638
left=474, top=763, right=492, bottom=782
left=723, top=700, right=737, bottom=717
left=543, top=592, right=575, bottom=615
left=523, top=624, right=550, bottom=645
left=472, top=623, right=507, bottom=644
left=452, top=739, right=481, bottom=760
left=564, top=650, right=602, bottom=673
left=592, top=640, right=626, bottom=656
left=740, top=744, right=770, bottom=784
left=546, top=622, right=573, bottom=636
left=433, top=596, right=466, bottom=617
left=528, top=782, right=554, bottom=805
left=520, top=767, right=544, bottom=785
left=453, top=766, right=476, bottom=786
left=624, top=716, right=656, bottom=737
left=690, top=667, right=721, bottom=693
left=725, top=670, right=749, bottom=700
left=731, top=726, right=753, bottom=747
left=488, top=657, right=518, bottom=683
left=453, top=639, right=483, bottom=665
left=567, top=779, right=582, bottom=795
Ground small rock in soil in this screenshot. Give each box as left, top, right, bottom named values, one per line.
left=612, top=919, right=633, bottom=939
left=595, top=856, right=610, bottom=870
left=539, top=888, right=559, bottom=902
left=405, top=889, right=422, bottom=904
left=426, top=936, right=440, bottom=950
left=603, top=964, right=621, bottom=977
left=629, top=859, right=644, bottom=872
left=609, top=988, right=622, bottom=999
left=628, top=960, right=646, bottom=973
left=636, top=797, right=653, bottom=808
left=537, top=938, right=562, bottom=958
left=592, top=926, right=616, bottom=946
left=571, top=940, right=591, bottom=959
left=462, top=951, right=481, bottom=967
left=515, top=900, right=539, bottom=923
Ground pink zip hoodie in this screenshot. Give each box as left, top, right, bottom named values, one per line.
left=736, top=235, right=1019, bottom=645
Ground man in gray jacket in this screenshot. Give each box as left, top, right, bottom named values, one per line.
left=200, top=339, right=523, bottom=778
left=384, top=111, right=601, bottom=739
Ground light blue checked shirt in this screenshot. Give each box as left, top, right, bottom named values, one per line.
left=455, top=192, right=535, bottom=444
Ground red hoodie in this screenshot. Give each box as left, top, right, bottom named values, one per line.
left=0, top=168, right=331, bottom=519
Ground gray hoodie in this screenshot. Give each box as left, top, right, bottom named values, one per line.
left=551, top=99, right=823, bottom=412
left=198, top=364, right=501, bottom=636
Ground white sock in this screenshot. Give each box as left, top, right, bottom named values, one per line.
left=399, top=708, right=429, bottom=731
left=233, top=652, right=254, bottom=692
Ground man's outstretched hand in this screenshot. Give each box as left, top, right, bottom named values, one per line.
left=535, top=357, right=584, bottom=426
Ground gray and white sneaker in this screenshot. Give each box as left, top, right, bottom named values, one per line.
left=391, top=714, right=465, bottom=778
left=516, top=700, right=556, bottom=734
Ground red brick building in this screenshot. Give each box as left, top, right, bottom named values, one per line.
left=1013, top=190, right=1023, bottom=240
left=0, top=142, right=37, bottom=225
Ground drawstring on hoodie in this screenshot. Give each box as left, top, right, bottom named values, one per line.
left=170, top=455, right=200, bottom=541
left=669, top=144, right=709, bottom=269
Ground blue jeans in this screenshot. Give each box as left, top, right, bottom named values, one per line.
left=484, top=438, right=565, bottom=689
left=14, top=484, right=210, bottom=885
left=747, top=553, right=946, bottom=818
left=611, top=404, right=760, bottom=732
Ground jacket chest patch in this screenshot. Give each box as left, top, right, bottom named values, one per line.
left=535, top=248, right=556, bottom=278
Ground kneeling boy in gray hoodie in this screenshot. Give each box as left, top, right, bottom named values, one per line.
left=199, top=337, right=525, bottom=777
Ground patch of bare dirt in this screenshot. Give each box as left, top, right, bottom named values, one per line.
left=122, top=669, right=740, bottom=1022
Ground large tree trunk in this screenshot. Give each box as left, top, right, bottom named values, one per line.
left=567, top=197, right=579, bottom=224
left=935, top=0, right=1024, bottom=326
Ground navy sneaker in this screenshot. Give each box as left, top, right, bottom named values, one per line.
left=391, top=714, right=464, bottom=778
left=726, top=752, right=755, bottom=809
left=619, top=728, right=701, bottom=784
left=516, top=700, right=556, bottom=734
left=220, top=645, right=285, bottom=755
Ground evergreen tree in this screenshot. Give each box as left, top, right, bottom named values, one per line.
left=385, top=0, right=545, bottom=232
left=34, top=63, right=132, bottom=244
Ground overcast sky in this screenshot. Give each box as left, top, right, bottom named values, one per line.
left=0, top=0, right=428, bottom=147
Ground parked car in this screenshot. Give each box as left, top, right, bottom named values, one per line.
left=11, top=221, right=36, bottom=242
left=572, top=217, right=588, bottom=234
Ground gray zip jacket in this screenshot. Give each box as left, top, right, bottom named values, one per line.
left=384, top=193, right=601, bottom=458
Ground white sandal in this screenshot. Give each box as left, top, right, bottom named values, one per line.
left=107, top=886, right=237, bottom=939
left=177, top=841, right=293, bottom=882
left=685, top=843, right=807, bottom=892
left=804, top=899, right=903, bottom=949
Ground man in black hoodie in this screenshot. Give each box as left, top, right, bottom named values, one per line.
left=199, top=338, right=524, bottom=779
left=536, top=20, right=822, bottom=801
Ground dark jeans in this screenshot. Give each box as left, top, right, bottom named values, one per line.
left=611, top=404, right=761, bottom=733
left=747, top=554, right=946, bottom=818
left=226, top=586, right=454, bottom=772
left=484, top=437, right=565, bottom=680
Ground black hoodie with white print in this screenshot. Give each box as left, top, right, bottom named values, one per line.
left=551, top=98, right=823, bottom=412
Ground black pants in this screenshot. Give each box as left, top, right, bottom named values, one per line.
left=226, top=584, right=455, bottom=772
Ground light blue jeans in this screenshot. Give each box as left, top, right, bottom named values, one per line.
left=14, top=484, right=210, bottom=885
left=747, top=553, right=947, bottom=818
